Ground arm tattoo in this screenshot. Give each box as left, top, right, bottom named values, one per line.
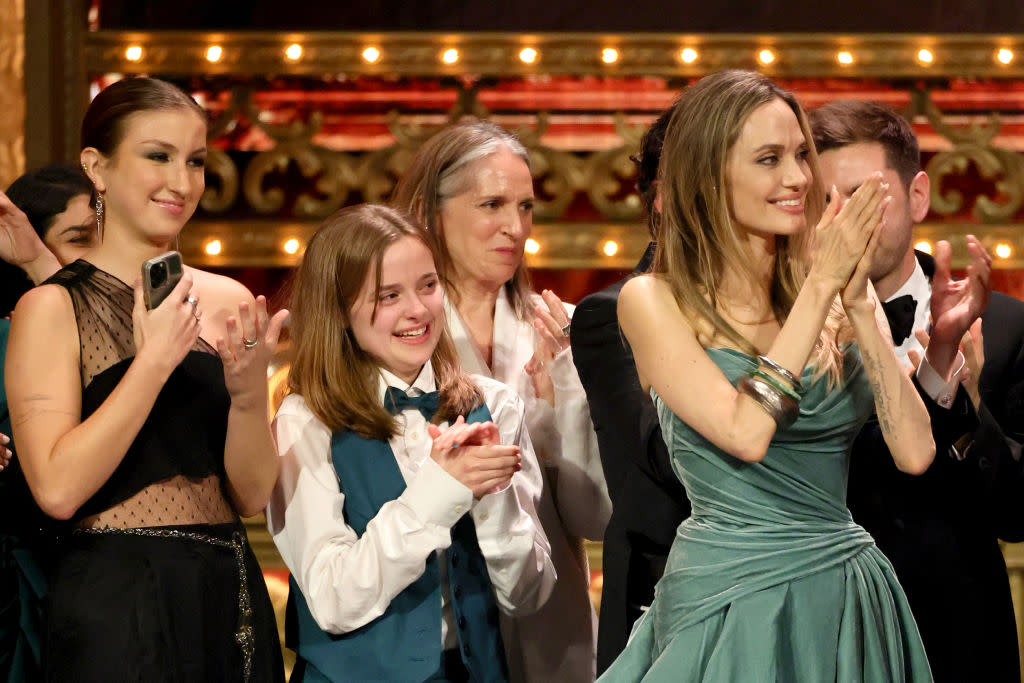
left=861, top=347, right=895, bottom=434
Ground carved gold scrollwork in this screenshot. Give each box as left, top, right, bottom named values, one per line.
left=914, top=90, right=1024, bottom=223
left=358, top=110, right=442, bottom=204
left=202, top=82, right=649, bottom=222
left=583, top=113, right=645, bottom=221
left=293, top=151, right=359, bottom=218
left=514, top=113, right=583, bottom=220
left=201, top=88, right=249, bottom=213
left=242, top=110, right=360, bottom=217
left=201, top=148, right=239, bottom=212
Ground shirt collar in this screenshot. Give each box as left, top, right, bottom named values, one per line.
left=885, top=257, right=930, bottom=303
left=376, top=361, right=437, bottom=403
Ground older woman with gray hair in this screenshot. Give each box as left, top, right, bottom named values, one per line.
left=393, top=119, right=611, bottom=683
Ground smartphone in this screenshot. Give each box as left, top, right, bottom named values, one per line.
left=142, top=251, right=184, bottom=310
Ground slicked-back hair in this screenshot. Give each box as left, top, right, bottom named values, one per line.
left=81, top=77, right=206, bottom=156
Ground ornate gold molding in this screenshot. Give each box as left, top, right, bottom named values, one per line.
left=77, top=32, right=1024, bottom=270
left=913, top=90, right=1024, bottom=223
left=0, top=0, right=25, bottom=188
left=85, top=31, right=1024, bottom=79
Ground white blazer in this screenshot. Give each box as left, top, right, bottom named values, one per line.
left=446, top=287, right=612, bottom=683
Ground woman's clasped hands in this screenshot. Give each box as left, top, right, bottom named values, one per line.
left=428, top=416, right=522, bottom=500
left=808, top=172, right=891, bottom=307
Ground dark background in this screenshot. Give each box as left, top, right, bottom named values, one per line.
left=96, top=0, right=1024, bottom=33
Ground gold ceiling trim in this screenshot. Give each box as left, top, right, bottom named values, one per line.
left=85, top=31, right=1024, bottom=78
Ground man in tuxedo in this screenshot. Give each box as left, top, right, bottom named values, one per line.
left=811, top=100, right=1024, bottom=682
left=570, top=105, right=691, bottom=674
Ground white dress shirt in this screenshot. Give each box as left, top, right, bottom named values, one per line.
left=266, top=362, right=555, bottom=648
left=887, top=258, right=966, bottom=410
left=446, top=289, right=611, bottom=683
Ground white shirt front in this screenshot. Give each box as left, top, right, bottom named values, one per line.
left=888, top=258, right=933, bottom=364
left=266, top=362, right=555, bottom=648
left=886, top=258, right=966, bottom=410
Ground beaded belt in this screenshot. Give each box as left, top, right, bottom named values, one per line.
left=76, top=525, right=255, bottom=682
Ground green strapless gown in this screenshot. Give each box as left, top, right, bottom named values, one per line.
left=600, top=346, right=933, bottom=682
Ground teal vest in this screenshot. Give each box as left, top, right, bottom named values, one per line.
left=287, top=402, right=509, bottom=682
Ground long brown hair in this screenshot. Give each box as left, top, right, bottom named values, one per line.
left=287, top=204, right=483, bottom=439
left=656, top=69, right=845, bottom=384
left=391, top=119, right=534, bottom=319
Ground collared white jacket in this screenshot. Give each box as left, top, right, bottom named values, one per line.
left=446, top=288, right=612, bottom=683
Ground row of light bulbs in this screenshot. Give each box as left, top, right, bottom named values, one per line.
left=121, top=43, right=1018, bottom=68
left=200, top=236, right=1014, bottom=261
left=199, top=236, right=623, bottom=258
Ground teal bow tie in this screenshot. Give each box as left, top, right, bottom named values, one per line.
left=384, top=387, right=440, bottom=420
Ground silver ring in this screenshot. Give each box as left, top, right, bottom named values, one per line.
left=185, top=296, right=200, bottom=321
left=561, top=322, right=571, bottom=337
left=242, top=337, right=258, bottom=349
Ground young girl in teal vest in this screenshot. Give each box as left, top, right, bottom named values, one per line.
left=267, top=204, right=556, bottom=682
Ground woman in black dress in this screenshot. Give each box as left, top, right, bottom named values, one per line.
left=6, top=77, right=285, bottom=682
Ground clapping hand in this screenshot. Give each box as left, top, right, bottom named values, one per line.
left=0, top=190, right=60, bottom=283
left=811, top=175, right=890, bottom=295
left=527, top=289, right=572, bottom=406
left=428, top=416, right=522, bottom=499
left=0, top=433, right=11, bottom=471
left=959, top=319, right=985, bottom=408
left=533, top=289, right=572, bottom=354
left=216, top=296, right=289, bottom=410
left=928, top=237, right=991, bottom=362
left=906, top=322, right=985, bottom=408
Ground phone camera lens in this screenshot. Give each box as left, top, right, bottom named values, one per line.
left=151, top=262, right=167, bottom=288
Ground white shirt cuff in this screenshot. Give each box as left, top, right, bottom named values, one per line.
left=915, top=349, right=966, bottom=409
left=402, top=457, right=474, bottom=527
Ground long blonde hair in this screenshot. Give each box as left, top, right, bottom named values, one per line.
left=656, top=70, right=845, bottom=384
left=391, top=118, right=534, bottom=319
left=286, top=204, right=483, bottom=439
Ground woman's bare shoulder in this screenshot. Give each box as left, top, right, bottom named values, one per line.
left=619, top=274, right=691, bottom=330
left=186, top=267, right=256, bottom=312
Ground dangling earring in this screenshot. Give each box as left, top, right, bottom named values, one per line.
left=95, top=193, right=104, bottom=244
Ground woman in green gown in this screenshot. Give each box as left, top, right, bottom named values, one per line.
left=601, top=70, right=936, bottom=681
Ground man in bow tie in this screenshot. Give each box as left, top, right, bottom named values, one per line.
left=811, top=100, right=1024, bottom=683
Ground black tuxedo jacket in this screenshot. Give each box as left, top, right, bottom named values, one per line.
left=848, top=251, right=1024, bottom=683
left=569, top=244, right=691, bottom=674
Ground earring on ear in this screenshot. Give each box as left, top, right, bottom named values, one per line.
left=95, top=193, right=104, bottom=244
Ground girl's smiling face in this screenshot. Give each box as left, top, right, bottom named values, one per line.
left=348, top=235, right=445, bottom=383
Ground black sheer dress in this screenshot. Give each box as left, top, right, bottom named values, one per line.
left=41, top=260, right=284, bottom=682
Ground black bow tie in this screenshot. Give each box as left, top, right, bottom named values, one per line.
left=881, top=294, right=918, bottom=346
left=384, top=386, right=440, bottom=420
